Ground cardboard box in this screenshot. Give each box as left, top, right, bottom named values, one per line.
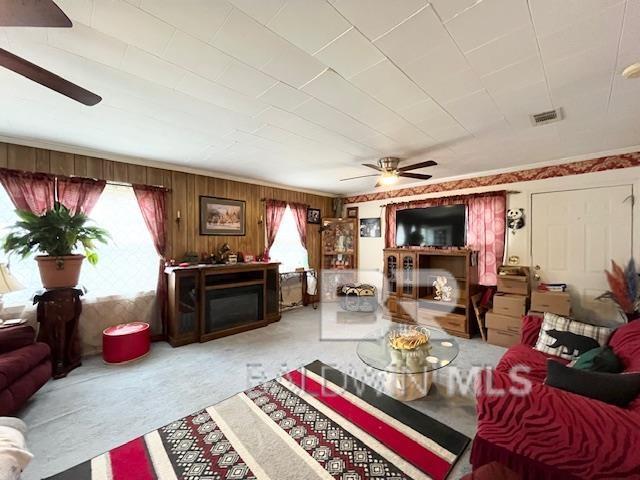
left=487, top=328, right=520, bottom=348
left=492, top=293, right=527, bottom=318
left=531, top=290, right=571, bottom=316
left=497, top=269, right=530, bottom=295
left=485, top=310, right=521, bottom=334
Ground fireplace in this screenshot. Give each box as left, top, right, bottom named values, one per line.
left=204, top=284, right=264, bottom=334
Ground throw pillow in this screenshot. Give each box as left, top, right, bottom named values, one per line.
left=570, top=346, right=623, bottom=373
left=546, top=360, right=640, bottom=407
left=534, top=312, right=612, bottom=360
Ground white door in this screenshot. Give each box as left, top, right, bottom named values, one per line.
left=531, top=185, right=634, bottom=325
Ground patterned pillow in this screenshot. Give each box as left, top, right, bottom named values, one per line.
left=534, top=312, right=613, bottom=360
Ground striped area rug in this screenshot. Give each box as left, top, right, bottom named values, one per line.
left=46, top=361, right=469, bottom=480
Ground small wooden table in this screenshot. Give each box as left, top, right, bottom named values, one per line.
left=33, top=287, right=84, bottom=379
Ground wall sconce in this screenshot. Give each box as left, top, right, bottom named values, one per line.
left=258, top=215, right=263, bottom=225
left=176, top=209, right=181, bottom=227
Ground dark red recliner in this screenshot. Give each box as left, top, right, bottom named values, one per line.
left=0, top=325, right=51, bottom=416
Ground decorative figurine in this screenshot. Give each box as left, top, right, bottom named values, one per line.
left=433, top=276, right=453, bottom=302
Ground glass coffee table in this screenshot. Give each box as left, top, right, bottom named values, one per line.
left=356, top=323, right=459, bottom=401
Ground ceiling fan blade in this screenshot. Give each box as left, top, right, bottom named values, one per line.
left=0, top=0, right=72, bottom=27
left=375, top=180, right=382, bottom=188
left=340, top=174, right=380, bottom=181
left=362, top=163, right=382, bottom=171
left=398, top=172, right=432, bottom=180
left=0, top=48, right=102, bottom=106
left=398, top=160, right=437, bottom=172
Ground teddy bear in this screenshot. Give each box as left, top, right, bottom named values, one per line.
left=507, top=208, right=525, bottom=234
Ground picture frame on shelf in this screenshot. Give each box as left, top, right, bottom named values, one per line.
left=307, top=207, right=321, bottom=224
left=360, top=218, right=381, bottom=237
left=346, top=206, right=358, bottom=218
left=199, top=196, right=246, bottom=236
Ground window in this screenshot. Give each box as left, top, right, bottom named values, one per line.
left=0, top=183, right=158, bottom=306
left=269, top=205, right=309, bottom=273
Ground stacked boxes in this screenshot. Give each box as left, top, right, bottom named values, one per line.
left=486, top=267, right=530, bottom=348
left=531, top=290, right=571, bottom=316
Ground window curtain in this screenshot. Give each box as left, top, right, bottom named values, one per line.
left=384, top=191, right=507, bottom=286
left=265, top=199, right=287, bottom=258
left=0, top=169, right=55, bottom=214
left=133, top=184, right=168, bottom=337
left=289, top=202, right=308, bottom=247
left=467, top=193, right=506, bottom=286
left=56, top=177, right=106, bottom=215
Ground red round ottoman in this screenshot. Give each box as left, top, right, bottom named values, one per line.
left=102, top=322, right=150, bottom=364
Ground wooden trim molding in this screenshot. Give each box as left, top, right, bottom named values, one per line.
left=343, top=151, right=640, bottom=204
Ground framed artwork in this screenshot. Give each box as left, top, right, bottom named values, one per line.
left=346, top=206, right=358, bottom=218
left=199, top=196, right=246, bottom=236
left=360, top=218, right=381, bottom=237
left=307, top=207, right=321, bottom=224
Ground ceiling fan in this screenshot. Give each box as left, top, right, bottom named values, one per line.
left=0, top=0, right=101, bottom=106
left=340, top=157, right=437, bottom=187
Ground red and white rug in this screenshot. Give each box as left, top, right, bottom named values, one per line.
left=46, top=361, right=469, bottom=480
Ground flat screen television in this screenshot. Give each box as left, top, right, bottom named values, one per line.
left=396, top=204, right=466, bottom=247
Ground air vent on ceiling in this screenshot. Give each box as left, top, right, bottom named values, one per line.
left=530, top=108, right=563, bottom=126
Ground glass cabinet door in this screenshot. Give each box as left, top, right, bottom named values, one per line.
left=177, top=273, right=198, bottom=336
left=402, top=254, right=415, bottom=297
left=386, top=254, right=398, bottom=294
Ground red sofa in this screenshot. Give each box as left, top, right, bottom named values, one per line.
left=472, top=315, right=640, bottom=480
left=0, top=325, right=51, bottom=416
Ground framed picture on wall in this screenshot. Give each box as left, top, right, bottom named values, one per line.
left=199, top=196, right=246, bottom=236
left=346, top=206, right=358, bottom=218
left=360, top=218, right=381, bottom=237
left=307, top=208, right=321, bottom=224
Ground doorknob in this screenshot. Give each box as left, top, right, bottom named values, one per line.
left=534, top=265, right=541, bottom=281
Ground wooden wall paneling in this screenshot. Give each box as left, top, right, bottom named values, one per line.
left=73, top=155, right=89, bottom=177
left=193, top=175, right=208, bottom=255
left=170, top=171, right=188, bottom=259
left=49, top=151, right=75, bottom=176
left=112, top=161, right=129, bottom=183
left=146, top=167, right=171, bottom=188
left=7, top=144, right=36, bottom=171
left=84, top=156, right=104, bottom=179
left=101, top=160, right=115, bottom=181
left=35, top=149, right=50, bottom=173
left=0, top=143, right=7, bottom=168
left=185, top=173, right=197, bottom=253
left=127, top=163, right=147, bottom=185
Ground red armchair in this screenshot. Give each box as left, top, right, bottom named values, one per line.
left=472, top=315, right=640, bottom=480
left=0, top=325, right=51, bottom=416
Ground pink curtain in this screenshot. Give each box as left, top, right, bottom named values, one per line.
left=289, top=202, right=308, bottom=247
left=265, top=199, right=287, bottom=258
left=133, top=184, right=168, bottom=337
left=467, top=193, right=506, bottom=286
left=57, top=177, right=106, bottom=215
left=0, top=169, right=55, bottom=214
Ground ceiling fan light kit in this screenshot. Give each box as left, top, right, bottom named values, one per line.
left=340, top=157, right=437, bottom=188
left=622, top=63, right=640, bottom=79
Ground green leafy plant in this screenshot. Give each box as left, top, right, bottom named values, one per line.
left=2, top=202, right=109, bottom=265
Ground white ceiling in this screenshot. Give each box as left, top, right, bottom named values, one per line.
left=0, top=0, right=639, bottom=194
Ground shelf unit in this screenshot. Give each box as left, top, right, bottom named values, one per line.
left=321, top=218, right=358, bottom=270
left=383, top=248, right=478, bottom=338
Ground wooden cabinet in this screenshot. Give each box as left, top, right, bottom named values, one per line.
left=166, top=263, right=280, bottom=347
left=383, top=248, right=478, bottom=338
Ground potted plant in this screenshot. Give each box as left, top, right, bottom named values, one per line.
left=2, top=202, right=109, bottom=289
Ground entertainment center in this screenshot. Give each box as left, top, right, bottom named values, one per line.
left=165, top=262, right=280, bottom=347
left=383, top=248, right=478, bottom=338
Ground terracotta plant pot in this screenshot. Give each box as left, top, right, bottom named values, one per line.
left=36, top=255, right=85, bottom=289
